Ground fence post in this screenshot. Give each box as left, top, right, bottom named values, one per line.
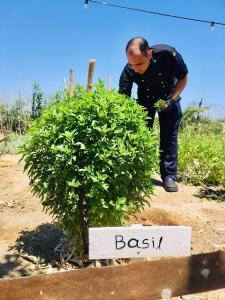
left=63, top=76, right=67, bottom=91
left=108, top=75, right=112, bottom=90
left=86, top=59, right=96, bottom=93
left=69, top=69, right=74, bottom=97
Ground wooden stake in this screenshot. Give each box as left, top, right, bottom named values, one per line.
left=108, top=75, right=112, bottom=90
left=63, top=76, right=67, bottom=91
left=86, top=59, right=96, bottom=93
left=69, top=69, right=74, bottom=97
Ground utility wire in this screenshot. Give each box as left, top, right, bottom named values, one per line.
left=85, top=0, right=225, bottom=27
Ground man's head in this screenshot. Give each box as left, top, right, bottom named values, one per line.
left=126, top=37, right=152, bottom=74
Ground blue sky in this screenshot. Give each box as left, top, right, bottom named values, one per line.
left=0, top=0, right=225, bottom=116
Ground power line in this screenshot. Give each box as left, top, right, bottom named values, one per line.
left=85, top=0, right=225, bottom=28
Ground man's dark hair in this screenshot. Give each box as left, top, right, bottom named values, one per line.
left=126, top=37, right=150, bottom=57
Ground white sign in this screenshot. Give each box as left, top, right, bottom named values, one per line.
left=89, top=226, right=191, bottom=259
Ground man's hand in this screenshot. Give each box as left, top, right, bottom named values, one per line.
left=160, top=98, right=174, bottom=113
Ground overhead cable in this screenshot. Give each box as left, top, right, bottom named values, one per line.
left=85, top=0, right=225, bottom=28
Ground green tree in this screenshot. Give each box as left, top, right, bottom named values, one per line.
left=31, top=82, right=44, bottom=119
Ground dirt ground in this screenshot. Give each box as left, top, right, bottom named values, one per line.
left=0, top=154, right=225, bottom=299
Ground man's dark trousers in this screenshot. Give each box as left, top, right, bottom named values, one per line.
left=146, top=100, right=182, bottom=181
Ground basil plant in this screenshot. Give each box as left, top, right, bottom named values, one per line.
left=20, top=81, right=158, bottom=255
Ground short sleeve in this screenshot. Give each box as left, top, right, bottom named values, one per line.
left=170, top=49, right=188, bottom=80
left=118, top=65, right=133, bottom=97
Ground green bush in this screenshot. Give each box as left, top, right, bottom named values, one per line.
left=20, top=82, right=158, bottom=254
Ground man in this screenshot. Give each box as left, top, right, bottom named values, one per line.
left=119, top=37, right=188, bottom=192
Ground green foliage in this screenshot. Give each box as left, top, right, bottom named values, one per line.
left=45, top=90, right=65, bottom=107
left=179, top=105, right=206, bottom=131
left=154, top=99, right=167, bottom=112
left=190, top=117, right=223, bottom=134
left=177, top=104, right=225, bottom=191
left=179, top=104, right=223, bottom=133
left=20, top=81, right=158, bottom=254
left=0, top=100, right=30, bottom=133
left=31, top=82, right=45, bottom=119
left=178, top=125, right=225, bottom=188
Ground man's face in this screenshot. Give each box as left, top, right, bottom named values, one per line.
left=127, top=48, right=152, bottom=74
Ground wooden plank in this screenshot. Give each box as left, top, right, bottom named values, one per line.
left=0, top=251, right=225, bottom=300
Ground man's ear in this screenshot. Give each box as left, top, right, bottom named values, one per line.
left=147, top=49, right=153, bottom=59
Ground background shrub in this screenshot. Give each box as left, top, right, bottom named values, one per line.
left=178, top=105, right=225, bottom=188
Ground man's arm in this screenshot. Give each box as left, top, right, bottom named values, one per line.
left=161, top=75, right=188, bottom=111
left=161, top=48, right=188, bottom=110
left=118, top=65, right=133, bottom=97
left=169, top=74, right=188, bottom=101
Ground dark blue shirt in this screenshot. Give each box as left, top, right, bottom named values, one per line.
left=119, top=44, right=188, bottom=107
